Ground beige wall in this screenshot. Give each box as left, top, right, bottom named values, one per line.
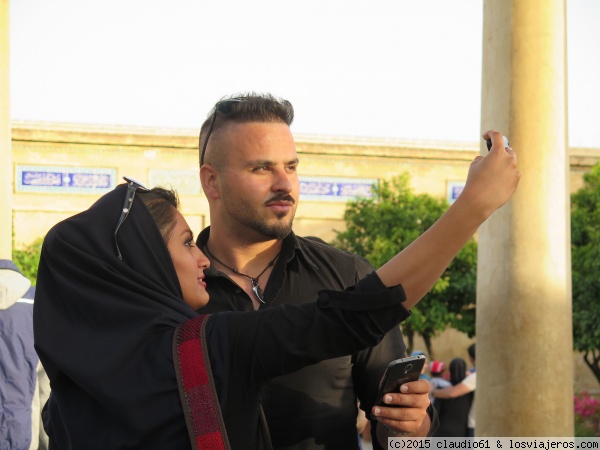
left=12, top=121, right=599, bottom=247
left=11, top=121, right=483, bottom=246
left=1, top=0, right=12, bottom=259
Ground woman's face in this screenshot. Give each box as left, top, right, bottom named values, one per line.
left=166, top=209, right=210, bottom=309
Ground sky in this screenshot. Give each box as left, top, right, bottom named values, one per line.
left=8, top=0, right=600, bottom=148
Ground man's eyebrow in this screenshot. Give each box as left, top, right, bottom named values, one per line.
left=280, top=158, right=299, bottom=167
left=245, top=158, right=299, bottom=167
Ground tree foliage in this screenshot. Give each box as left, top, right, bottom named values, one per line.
left=571, top=163, right=600, bottom=385
left=331, top=174, right=477, bottom=358
left=12, top=237, right=44, bottom=286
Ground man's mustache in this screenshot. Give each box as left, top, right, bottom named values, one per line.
left=266, top=194, right=296, bottom=205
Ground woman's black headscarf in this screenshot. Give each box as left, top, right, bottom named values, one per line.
left=34, top=183, right=203, bottom=448
left=449, top=357, right=468, bottom=386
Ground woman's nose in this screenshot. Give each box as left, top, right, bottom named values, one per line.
left=196, top=248, right=210, bottom=269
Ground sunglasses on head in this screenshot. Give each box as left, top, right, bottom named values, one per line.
left=199, top=98, right=244, bottom=167
left=114, top=177, right=149, bottom=260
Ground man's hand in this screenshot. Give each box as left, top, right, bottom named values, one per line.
left=372, top=379, right=431, bottom=442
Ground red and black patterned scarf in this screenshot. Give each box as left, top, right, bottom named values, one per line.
left=174, top=315, right=230, bottom=450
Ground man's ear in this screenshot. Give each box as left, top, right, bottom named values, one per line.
left=200, top=165, right=220, bottom=200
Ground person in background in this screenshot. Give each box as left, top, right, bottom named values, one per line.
left=0, top=259, right=49, bottom=450
left=428, top=361, right=451, bottom=405
left=196, top=92, right=519, bottom=448
left=432, top=345, right=477, bottom=436
left=433, top=357, right=473, bottom=437
left=467, top=343, right=476, bottom=373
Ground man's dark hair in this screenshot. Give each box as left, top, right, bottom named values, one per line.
left=198, top=92, right=295, bottom=167
left=138, top=187, right=180, bottom=243
left=467, top=343, right=476, bottom=360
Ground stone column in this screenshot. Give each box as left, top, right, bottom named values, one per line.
left=477, top=0, right=573, bottom=436
left=0, top=0, right=12, bottom=259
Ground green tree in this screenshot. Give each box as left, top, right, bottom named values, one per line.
left=331, top=174, right=477, bottom=358
left=12, top=237, right=44, bottom=286
left=571, top=162, right=600, bottom=386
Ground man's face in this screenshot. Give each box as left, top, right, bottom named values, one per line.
left=214, top=121, right=300, bottom=241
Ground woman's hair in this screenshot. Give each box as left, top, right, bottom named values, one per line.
left=449, top=357, right=468, bottom=386
left=137, top=187, right=180, bottom=243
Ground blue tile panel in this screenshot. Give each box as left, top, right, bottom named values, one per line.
left=16, top=166, right=117, bottom=193
left=299, top=176, right=378, bottom=202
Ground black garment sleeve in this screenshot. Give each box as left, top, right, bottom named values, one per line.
left=211, top=272, right=409, bottom=385
left=349, top=264, right=407, bottom=410
left=353, top=277, right=439, bottom=442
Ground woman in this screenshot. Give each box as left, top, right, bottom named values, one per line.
left=433, top=357, right=473, bottom=437
left=34, top=180, right=412, bottom=450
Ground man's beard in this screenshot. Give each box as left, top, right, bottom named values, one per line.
left=249, top=216, right=294, bottom=240
left=227, top=198, right=296, bottom=240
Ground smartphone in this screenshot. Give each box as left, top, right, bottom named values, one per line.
left=375, top=355, right=426, bottom=406
left=486, top=135, right=510, bottom=151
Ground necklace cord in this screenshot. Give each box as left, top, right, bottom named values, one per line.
left=204, top=245, right=279, bottom=303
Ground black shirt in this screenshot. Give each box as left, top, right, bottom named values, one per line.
left=205, top=271, right=410, bottom=449
left=198, top=228, right=409, bottom=450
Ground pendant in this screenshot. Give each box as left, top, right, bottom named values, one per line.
left=251, top=279, right=266, bottom=304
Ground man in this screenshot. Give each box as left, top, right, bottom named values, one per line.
left=0, top=259, right=50, bottom=449
left=196, top=94, right=517, bottom=448
left=432, top=344, right=476, bottom=436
